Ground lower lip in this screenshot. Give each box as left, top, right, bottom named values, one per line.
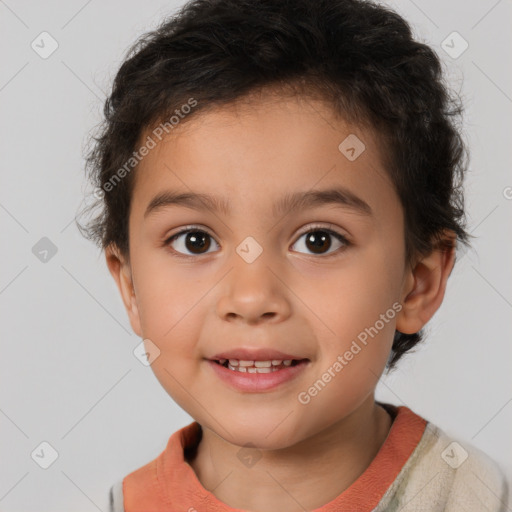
left=207, top=360, right=310, bottom=392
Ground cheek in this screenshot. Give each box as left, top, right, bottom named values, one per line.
left=295, top=264, right=397, bottom=423
left=298, top=248, right=400, bottom=373
left=133, top=257, right=209, bottom=412
left=132, top=248, right=207, bottom=348
left=303, top=249, right=399, bottom=329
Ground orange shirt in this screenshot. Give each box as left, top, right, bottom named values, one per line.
left=122, top=402, right=427, bottom=511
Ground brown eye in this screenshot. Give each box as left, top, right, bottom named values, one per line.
left=166, top=229, right=218, bottom=256
left=291, top=228, right=349, bottom=256
left=165, top=225, right=349, bottom=258
left=305, top=231, right=332, bottom=254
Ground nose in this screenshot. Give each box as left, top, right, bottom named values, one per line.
left=216, top=253, right=291, bottom=326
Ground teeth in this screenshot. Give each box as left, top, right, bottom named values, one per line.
left=221, top=358, right=303, bottom=373
left=228, top=364, right=247, bottom=372
left=223, top=359, right=293, bottom=367
left=254, top=361, right=272, bottom=367
left=227, top=364, right=277, bottom=373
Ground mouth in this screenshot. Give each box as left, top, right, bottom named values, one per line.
left=207, top=357, right=310, bottom=392
left=211, top=358, right=308, bottom=373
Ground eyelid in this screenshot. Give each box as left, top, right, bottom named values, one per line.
left=165, top=224, right=215, bottom=240
left=295, top=222, right=347, bottom=239
left=165, top=223, right=348, bottom=242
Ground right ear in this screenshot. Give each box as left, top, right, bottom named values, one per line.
left=105, top=244, right=142, bottom=337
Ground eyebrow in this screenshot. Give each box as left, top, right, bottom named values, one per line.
left=144, top=186, right=373, bottom=219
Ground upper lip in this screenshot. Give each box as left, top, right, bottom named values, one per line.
left=209, top=348, right=309, bottom=361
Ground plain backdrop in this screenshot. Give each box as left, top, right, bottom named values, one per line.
left=1, top=0, right=511, bottom=510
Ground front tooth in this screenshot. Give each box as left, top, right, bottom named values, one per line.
left=254, top=360, right=272, bottom=368
left=271, top=360, right=283, bottom=366
left=239, top=360, right=255, bottom=367
left=247, top=367, right=257, bottom=373
left=229, top=359, right=239, bottom=366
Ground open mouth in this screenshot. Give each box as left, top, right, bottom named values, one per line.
left=212, top=358, right=308, bottom=373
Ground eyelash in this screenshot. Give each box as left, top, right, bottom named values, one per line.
left=163, top=223, right=351, bottom=259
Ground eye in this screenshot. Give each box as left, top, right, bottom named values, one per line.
left=164, top=226, right=219, bottom=257
left=164, top=224, right=350, bottom=258
left=291, top=225, right=350, bottom=257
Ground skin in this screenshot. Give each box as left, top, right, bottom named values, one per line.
left=106, top=90, right=456, bottom=511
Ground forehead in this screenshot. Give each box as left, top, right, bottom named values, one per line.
left=130, top=94, right=399, bottom=225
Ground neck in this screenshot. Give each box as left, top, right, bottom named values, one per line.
left=187, top=398, right=393, bottom=512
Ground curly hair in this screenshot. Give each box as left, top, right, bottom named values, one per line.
left=78, top=0, right=473, bottom=371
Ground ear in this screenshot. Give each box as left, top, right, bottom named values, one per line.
left=105, top=244, right=142, bottom=337
left=396, top=230, right=457, bottom=335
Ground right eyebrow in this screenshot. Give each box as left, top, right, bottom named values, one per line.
left=273, top=187, right=373, bottom=217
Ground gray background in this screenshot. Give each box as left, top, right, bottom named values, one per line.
left=1, top=0, right=511, bottom=510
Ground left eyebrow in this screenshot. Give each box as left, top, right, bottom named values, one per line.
left=144, top=186, right=373, bottom=219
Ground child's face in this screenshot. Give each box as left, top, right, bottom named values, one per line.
left=110, top=93, right=415, bottom=448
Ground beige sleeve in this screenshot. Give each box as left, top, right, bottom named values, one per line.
left=373, top=423, right=510, bottom=512
left=109, top=479, right=125, bottom=512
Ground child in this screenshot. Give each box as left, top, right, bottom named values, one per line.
left=79, top=0, right=510, bottom=510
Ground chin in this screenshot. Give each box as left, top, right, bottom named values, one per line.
left=215, top=419, right=306, bottom=452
